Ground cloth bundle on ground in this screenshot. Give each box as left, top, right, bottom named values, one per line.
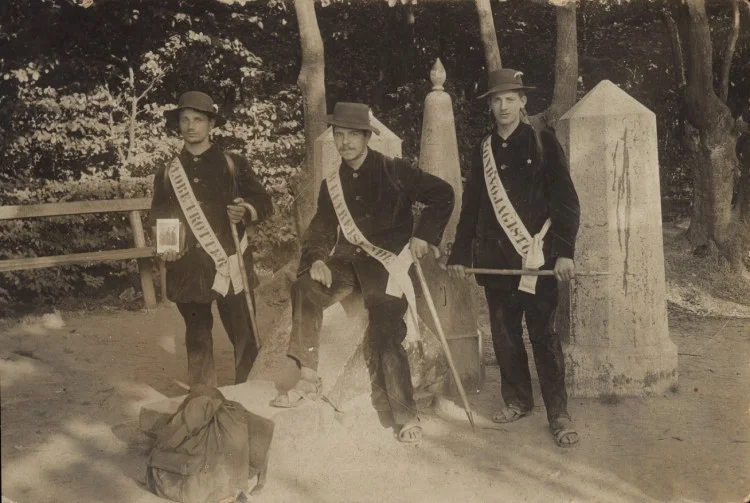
left=146, top=385, right=274, bottom=503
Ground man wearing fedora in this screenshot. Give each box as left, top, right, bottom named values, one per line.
left=447, top=69, right=581, bottom=447
left=150, top=91, right=273, bottom=387
left=271, top=102, right=454, bottom=444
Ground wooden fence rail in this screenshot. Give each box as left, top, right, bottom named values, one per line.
left=0, top=197, right=160, bottom=308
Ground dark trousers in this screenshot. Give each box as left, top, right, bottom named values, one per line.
left=485, top=287, right=569, bottom=423
left=176, top=292, right=258, bottom=388
left=287, top=257, right=417, bottom=425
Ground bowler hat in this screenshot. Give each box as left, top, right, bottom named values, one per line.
left=164, top=91, right=227, bottom=128
left=325, top=102, right=380, bottom=135
left=477, top=68, right=535, bottom=99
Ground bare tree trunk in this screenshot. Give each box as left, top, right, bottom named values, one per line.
left=681, top=0, right=746, bottom=270
left=719, top=0, right=740, bottom=103
left=475, top=0, right=502, bottom=72
left=292, top=0, right=327, bottom=236
left=127, top=67, right=137, bottom=167
left=662, top=5, right=687, bottom=92
left=531, top=1, right=578, bottom=129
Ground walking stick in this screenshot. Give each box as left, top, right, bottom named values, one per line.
left=413, top=258, right=476, bottom=432
left=465, top=268, right=611, bottom=277
left=230, top=223, right=263, bottom=349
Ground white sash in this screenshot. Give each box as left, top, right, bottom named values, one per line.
left=481, top=136, right=551, bottom=294
left=326, top=169, right=419, bottom=338
left=168, top=157, right=247, bottom=296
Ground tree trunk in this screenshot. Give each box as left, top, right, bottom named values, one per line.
left=292, top=0, right=327, bottom=237
left=475, top=0, right=502, bottom=72
left=681, top=0, right=747, bottom=270
left=127, top=67, right=137, bottom=167
left=531, top=1, right=578, bottom=130
left=662, top=5, right=688, bottom=139
left=719, top=0, right=739, bottom=104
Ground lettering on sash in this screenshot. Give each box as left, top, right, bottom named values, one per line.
left=326, top=169, right=419, bottom=332
left=481, top=136, right=551, bottom=294
left=168, top=157, right=245, bottom=296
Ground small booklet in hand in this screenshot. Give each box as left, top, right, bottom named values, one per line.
left=156, top=219, right=182, bottom=254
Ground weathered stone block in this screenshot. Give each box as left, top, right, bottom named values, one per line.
left=556, top=80, right=678, bottom=397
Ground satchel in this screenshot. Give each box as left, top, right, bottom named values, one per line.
left=146, top=385, right=274, bottom=503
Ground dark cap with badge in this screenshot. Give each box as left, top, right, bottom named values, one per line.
left=164, top=91, right=227, bottom=128
left=477, top=68, right=536, bottom=99
left=325, top=102, right=381, bottom=135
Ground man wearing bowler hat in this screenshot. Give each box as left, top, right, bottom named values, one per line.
left=271, top=102, right=454, bottom=444
left=150, top=91, right=273, bottom=387
left=447, top=69, right=581, bottom=447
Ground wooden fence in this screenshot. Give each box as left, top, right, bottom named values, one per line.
left=0, top=198, right=160, bottom=308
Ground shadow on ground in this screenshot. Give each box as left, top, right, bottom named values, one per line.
left=1, top=302, right=748, bottom=502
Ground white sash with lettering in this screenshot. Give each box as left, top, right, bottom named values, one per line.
left=168, top=157, right=247, bottom=296
left=481, top=136, right=551, bottom=294
left=326, top=169, right=419, bottom=338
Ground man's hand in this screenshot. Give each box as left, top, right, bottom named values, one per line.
left=161, top=251, right=182, bottom=262
left=227, top=197, right=247, bottom=224
left=554, top=257, right=575, bottom=282
left=447, top=264, right=469, bottom=280
left=410, top=237, right=441, bottom=261
left=309, top=260, right=332, bottom=288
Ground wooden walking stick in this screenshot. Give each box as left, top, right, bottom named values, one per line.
left=413, top=258, right=476, bottom=432
left=465, top=268, right=611, bottom=277
left=230, top=223, right=263, bottom=349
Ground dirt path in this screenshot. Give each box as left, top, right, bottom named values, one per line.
left=1, top=304, right=748, bottom=503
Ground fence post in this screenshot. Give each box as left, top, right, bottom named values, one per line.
left=129, top=210, right=157, bottom=308
left=159, top=260, right=168, bottom=302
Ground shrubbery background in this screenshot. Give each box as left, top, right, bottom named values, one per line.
left=1, top=0, right=747, bottom=306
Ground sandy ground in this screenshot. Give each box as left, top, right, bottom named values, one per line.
left=1, top=296, right=749, bottom=503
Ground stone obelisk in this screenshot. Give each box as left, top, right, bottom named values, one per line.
left=556, top=80, right=678, bottom=397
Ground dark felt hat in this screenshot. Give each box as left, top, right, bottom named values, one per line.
left=325, top=102, right=380, bottom=135
left=477, top=69, right=536, bottom=99
left=163, top=91, right=226, bottom=128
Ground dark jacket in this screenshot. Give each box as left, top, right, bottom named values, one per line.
left=447, top=123, right=580, bottom=291
left=299, top=148, right=454, bottom=301
left=150, top=144, right=273, bottom=304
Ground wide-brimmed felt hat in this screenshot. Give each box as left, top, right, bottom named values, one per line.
left=477, top=68, right=536, bottom=99
left=325, top=102, right=380, bottom=135
left=164, top=91, right=227, bottom=128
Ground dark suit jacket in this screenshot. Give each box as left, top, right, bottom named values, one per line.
left=298, top=148, right=454, bottom=302
left=150, top=144, right=273, bottom=304
left=447, top=123, right=580, bottom=292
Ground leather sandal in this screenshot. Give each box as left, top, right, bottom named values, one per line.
left=550, top=416, right=580, bottom=448
left=492, top=404, right=529, bottom=423
left=271, top=378, right=322, bottom=408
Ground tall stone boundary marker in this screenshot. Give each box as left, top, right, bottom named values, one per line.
left=417, top=59, right=482, bottom=394
left=556, top=80, right=678, bottom=397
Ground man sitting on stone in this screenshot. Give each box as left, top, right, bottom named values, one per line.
left=447, top=69, right=581, bottom=448
left=271, top=102, right=454, bottom=444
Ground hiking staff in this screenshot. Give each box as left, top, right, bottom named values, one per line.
left=230, top=223, right=262, bottom=349
left=413, top=258, right=476, bottom=432
left=465, top=268, right=611, bottom=277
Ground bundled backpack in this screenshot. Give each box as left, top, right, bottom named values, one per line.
left=146, top=385, right=274, bottom=503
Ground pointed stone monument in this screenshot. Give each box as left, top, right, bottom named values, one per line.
left=416, top=59, right=483, bottom=393
left=556, top=80, right=678, bottom=397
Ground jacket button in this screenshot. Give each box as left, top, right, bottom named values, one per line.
left=502, top=142, right=508, bottom=148
left=353, top=173, right=359, bottom=179
left=355, top=196, right=362, bottom=201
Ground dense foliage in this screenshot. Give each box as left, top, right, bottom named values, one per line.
left=0, top=0, right=748, bottom=305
